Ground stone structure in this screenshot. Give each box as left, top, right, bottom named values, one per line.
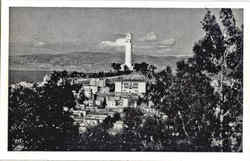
left=121, top=33, right=133, bottom=71
left=114, top=72, right=146, bottom=94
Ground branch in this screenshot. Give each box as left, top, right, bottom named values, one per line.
left=178, top=110, right=190, bottom=139
left=237, top=140, right=242, bottom=152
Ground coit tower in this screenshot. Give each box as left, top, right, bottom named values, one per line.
left=124, top=33, right=133, bottom=70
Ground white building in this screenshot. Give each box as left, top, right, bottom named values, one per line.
left=106, top=95, right=121, bottom=108
left=82, top=85, right=98, bottom=98
left=105, top=95, right=130, bottom=108
left=121, top=33, right=134, bottom=71
left=114, top=72, right=146, bottom=94
left=89, top=78, right=106, bottom=87
left=115, top=81, right=146, bottom=94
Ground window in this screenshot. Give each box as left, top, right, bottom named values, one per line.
left=123, top=82, right=130, bottom=88
left=132, top=82, right=138, bottom=88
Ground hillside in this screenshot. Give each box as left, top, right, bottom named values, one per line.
left=9, top=52, right=190, bottom=72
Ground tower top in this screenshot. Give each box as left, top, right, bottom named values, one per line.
left=125, top=33, right=132, bottom=43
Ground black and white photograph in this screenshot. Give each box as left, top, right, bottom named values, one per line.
left=8, top=7, right=243, bottom=152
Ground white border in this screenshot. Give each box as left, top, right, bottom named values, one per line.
left=1, top=1, right=250, bottom=161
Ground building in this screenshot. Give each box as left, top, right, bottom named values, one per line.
left=82, top=85, right=98, bottom=98
left=121, top=33, right=133, bottom=71
left=115, top=80, right=146, bottom=94
left=106, top=95, right=122, bottom=108
left=104, top=94, right=131, bottom=108
left=89, top=78, right=106, bottom=87
left=114, top=72, right=146, bottom=94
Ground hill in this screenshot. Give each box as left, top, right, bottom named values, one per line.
left=9, top=51, right=190, bottom=72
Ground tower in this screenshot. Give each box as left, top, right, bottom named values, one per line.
left=122, top=33, right=133, bottom=71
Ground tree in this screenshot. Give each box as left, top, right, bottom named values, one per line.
left=8, top=85, right=39, bottom=150
left=147, top=65, right=174, bottom=107
left=123, top=107, right=144, bottom=130
left=79, top=112, right=122, bottom=151
left=218, top=8, right=243, bottom=152
left=123, top=65, right=130, bottom=73
left=192, top=8, right=243, bottom=151
left=78, top=89, right=87, bottom=104
left=146, top=8, right=243, bottom=152
left=80, top=125, right=115, bottom=151
left=34, top=71, right=79, bottom=150
left=8, top=71, right=79, bottom=151
left=161, top=61, right=219, bottom=151
left=134, top=62, right=149, bottom=74
left=111, top=62, right=121, bottom=72
left=138, top=115, right=166, bottom=151
left=170, top=9, right=243, bottom=151
left=147, top=64, right=157, bottom=79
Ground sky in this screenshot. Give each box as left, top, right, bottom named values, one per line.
left=9, top=7, right=243, bottom=57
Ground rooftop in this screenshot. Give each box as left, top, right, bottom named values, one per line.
left=115, top=72, right=148, bottom=82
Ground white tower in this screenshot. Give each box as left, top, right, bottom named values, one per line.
left=123, top=33, right=133, bottom=71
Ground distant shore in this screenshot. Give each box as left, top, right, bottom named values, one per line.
left=9, top=70, right=50, bottom=84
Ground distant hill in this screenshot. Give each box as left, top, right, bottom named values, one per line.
left=9, top=51, right=190, bottom=72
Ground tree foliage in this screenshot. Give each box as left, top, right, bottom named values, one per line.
left=111, top=62, right=121, bottom=72
left=9, top=71, right=79, bottom=151
left=153, top=8, right=243, bottom=151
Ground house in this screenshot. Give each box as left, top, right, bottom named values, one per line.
left=89, top=78, right=106, bottom=87
left=115, top=72, right=146, bottom=94
left=99, top=86, right=110, bottom=94
left=83, top=99, right=95, bottom=107
left=113, top=121, right=124, bottom=130
left=104, top=94, right=138, bottom=108
left=106, top=96, right=121, bottom=108
left=82, top=85, right=98, bottom=98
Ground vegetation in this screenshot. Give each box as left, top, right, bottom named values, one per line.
left=77, top=88, right=88, bottom=104
left=69, top=69, right=131, bottom=78
left=9, top=71, right=79, bottom=151
left=111, top=62, right=122, bottom=72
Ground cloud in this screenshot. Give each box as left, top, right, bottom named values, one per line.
left=138, top=32, right=158, bottom=42
left=157, top=38, right=176, bottom=47
left=133, top=44, right=155, bottom=50
left=32, top=40, right=47, bottom=47
left=135, top=38, right=176, bottom=51
left=135, top=44, right=172, bottom=53
left=114, top=33, right=127, bottom=37
left=99, top=41, right=118, bottom=48
left=97, top=32, right=177, bottom=56
left=98, top=37, right=128, bottom=49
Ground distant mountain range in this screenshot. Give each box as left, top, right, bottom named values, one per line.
left=10, top=51, right=190, bottom=72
